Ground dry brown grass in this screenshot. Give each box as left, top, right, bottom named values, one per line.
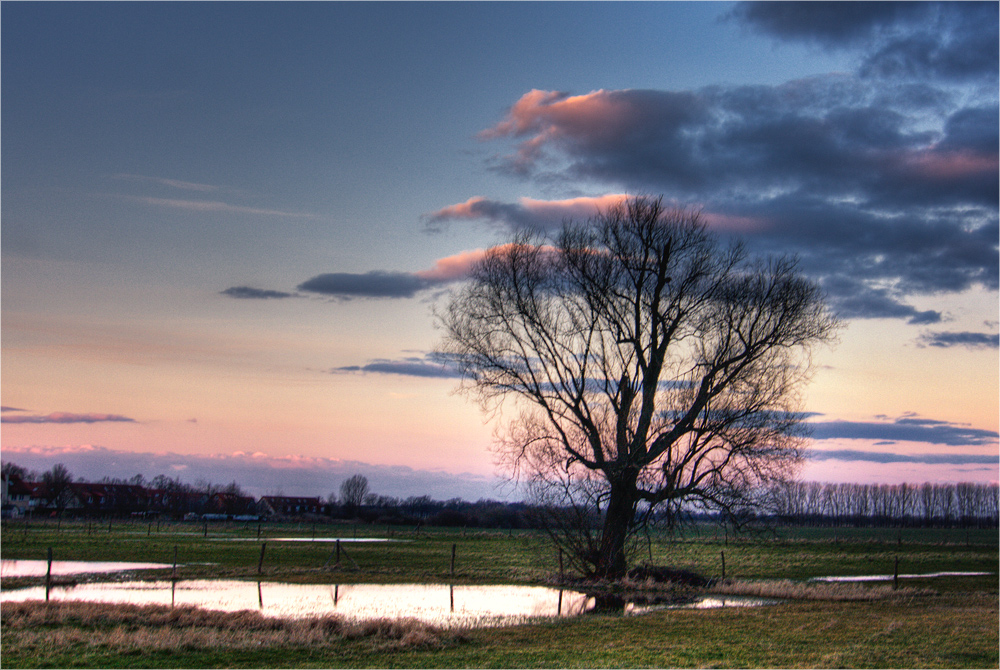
left=0, top=600, right=465, bottom=655
left=710, top=578, right=936, bottom=601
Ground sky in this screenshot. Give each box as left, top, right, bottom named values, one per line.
left=2, top=2, right=997, bottom=500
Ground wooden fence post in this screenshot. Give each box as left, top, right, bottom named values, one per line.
left=45, top=547, right=53, bottom=602
left=721, top=550, right=726, bottom=581
left=258, top=542, right=267, bottom=575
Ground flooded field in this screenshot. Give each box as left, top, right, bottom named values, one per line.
left=1, top=560, right=172, bottom=578
left=0, top=574, right=786, bottom=627
left=0, top=580, right=595, bottom=627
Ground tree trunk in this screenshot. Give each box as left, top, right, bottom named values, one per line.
left=595, top=471, right=638, bottom=579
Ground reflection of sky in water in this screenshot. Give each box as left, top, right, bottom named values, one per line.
left=624, top=595, right=779, bottom=615
left=810, top=571, right=992, bottom=582
left=0, top=581, right=595, bottom=628
left=1, top=560, right=172, bottom=577
left=209, top=537, right=397, bottom=543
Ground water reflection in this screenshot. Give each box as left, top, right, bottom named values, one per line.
left=1, top=560, right=172, bottom=578
left=213, top=537, right=396, bottom=543
left=0, top=580, right=595, bottom=628
left=625, top=595, right=780, bottom=614
left=810, top=571, right=993, bottom=583
left=588, top=591, right=779, bottom=614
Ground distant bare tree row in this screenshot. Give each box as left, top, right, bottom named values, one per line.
left=768, top=481, right=999, bottom=528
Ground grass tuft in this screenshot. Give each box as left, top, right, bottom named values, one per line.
left=1, top=600, right=466, bottom=656
left=711, top=578, right=936, bottom=601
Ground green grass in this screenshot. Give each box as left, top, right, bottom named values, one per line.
left=2, top=519, right=997, bottom=668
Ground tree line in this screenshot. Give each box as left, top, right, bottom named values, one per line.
left=3, top=460, right=994, bottom=529
left=768, top=480, right=999, bottom=528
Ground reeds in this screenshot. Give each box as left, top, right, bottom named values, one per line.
left=709, top=578, right=935, bottom=601
left=1, top=600, right=465, bottom=654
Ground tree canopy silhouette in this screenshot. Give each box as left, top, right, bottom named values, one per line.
left=437, top=196, right=840, bottom=578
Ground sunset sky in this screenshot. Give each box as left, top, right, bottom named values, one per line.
left=3, top=2, right=997, bottom=499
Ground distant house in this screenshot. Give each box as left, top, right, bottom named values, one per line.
left=258, top=496, right=323, bottom=517
left=69, top=483, right=148, bottom=514
left=1, top=476, right=33, bottom=514
left=208, top=492, right=257, bottom=516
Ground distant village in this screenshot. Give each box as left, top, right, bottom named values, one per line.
left=0, top=462, right=533, bottom=528
left=2, top=474, right=323, bottom=521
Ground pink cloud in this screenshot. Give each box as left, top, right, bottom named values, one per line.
left=426, top=194, right=630, bottom=231
left=895, top=149, right=998, bottom=180
left=479, top=89, right=629, bottom=142
left=415, top=249, right=488, bottom=282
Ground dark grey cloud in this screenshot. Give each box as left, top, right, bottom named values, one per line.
left=471, top=58, right=997, bottom=324
left=918, top=331, right=1000, bottom=349
left=731, top=2, right=998, bottom=83
left=728, top=2, right=928, bottom=46
left=808, top=416, right=998, bottom=446
left=1, top=406, right=28, bottom=412
left=297, top=271, right=432, bottom=299
left=807, top=449, right=998, bottom=465
left=333, top=354, right=463, bottom=379
left=220, top=286, right=298, bottom=300
left=1, top=412, right=136, bottom=424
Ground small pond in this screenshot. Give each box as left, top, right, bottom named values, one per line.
left=809, top=571, right=993, bottom=583
left=1, top=560, right=172, bottom=578
left=0, top=581, right=593, bottom=627
left=0, top=579, right=779, bottom=627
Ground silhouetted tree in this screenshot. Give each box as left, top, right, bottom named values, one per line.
left=42, top=463, right=75, bottom=513
left=438, top=196, right=840, bottom=579
left=339, top=474, right=369, bottom=515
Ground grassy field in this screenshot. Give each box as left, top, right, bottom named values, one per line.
left=1, top=519, right=997, bottom=668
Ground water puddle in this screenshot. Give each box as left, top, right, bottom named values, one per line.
left=626, top=595, right=780, bottom=614
left=211, top=537, right=396, bottom=543
left=1, top=560, right=172, bottom=578
left=809, top=571, right=993, bottom=583
left=0, top=581, right=595, bottom=627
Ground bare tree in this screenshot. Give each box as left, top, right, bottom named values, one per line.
left=438, top=196, right=840, bottom=578
left=340, top=474, right=370, bottom=515
left=42, top=463, right=75, bottom=513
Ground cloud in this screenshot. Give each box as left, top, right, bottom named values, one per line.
left=918, top=331, right=1000, bottom=349
left=220, top=286, right=299, bottom=300
left=425, top=194, right=630, bottom=232
left=1, top=412, right=137, bottom=425
left=475, top=74, right=997, bottom=322
left=111, top=173, right=220, bottom=193
left=807, top=415, right=998, bottom=447
left=296, top=271, right=434, bottom=300
left=121, top=195, right=314, bottom=218
left=295, top=249, right=494, bottom=300
left=0, top=445, right=511, bottom=501
left=333, top=353, right=463, bottom=379
left=807, top=449, right=998, bottom=466
left=819, top=277, right=942, bottom=324
left=1, top=406, right=28, bottom=412
left=730, top=2, right=998, bottom=83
